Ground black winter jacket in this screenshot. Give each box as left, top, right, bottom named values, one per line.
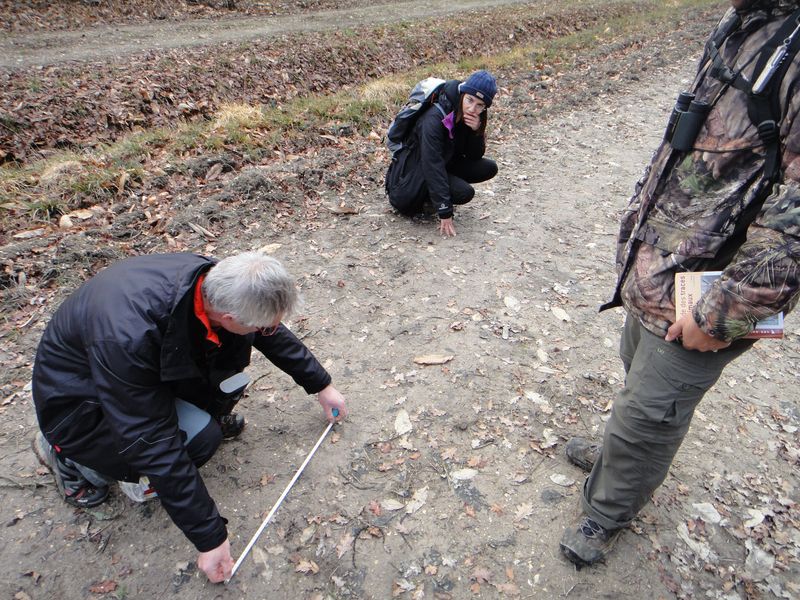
left=32, top=253, right=332, bottom=551
left=390, top=79, right=488, bottom=218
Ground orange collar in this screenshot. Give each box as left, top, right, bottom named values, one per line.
left=193, top=274, right=220, bottom=347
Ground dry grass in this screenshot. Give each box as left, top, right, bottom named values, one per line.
left=212, top=104, right=266, bottom=131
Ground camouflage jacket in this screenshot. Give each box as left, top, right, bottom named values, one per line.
left=605, top=6, right=800, bottom=341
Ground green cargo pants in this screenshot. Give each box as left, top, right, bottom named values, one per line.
left=582, top=315, right=755, bottom=530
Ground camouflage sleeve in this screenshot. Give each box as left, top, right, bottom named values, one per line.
left=694, top=96, right=800, bottom=341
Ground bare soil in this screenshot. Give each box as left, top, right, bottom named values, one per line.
left=1, top=2, right=798, bottom=600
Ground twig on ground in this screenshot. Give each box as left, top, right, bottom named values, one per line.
left=0, top=475, right=43, bottom=489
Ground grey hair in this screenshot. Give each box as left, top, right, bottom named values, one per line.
left=202, top=252, right=300, bottom=326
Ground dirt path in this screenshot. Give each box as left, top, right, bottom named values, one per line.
left=1, top=3, right=799, bottom=599
left=2, top=13, right=799, bottom=596
left=3, top=0, right=545, bottom=68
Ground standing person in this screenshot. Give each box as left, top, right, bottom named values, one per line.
left=31, top=251, right=347, bottom=583
left=561, top=0, right=800, bottom=566
left=385, top=70, right=499, bottom=237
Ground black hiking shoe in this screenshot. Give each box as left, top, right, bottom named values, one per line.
left=560, top=515, right=622, bottom=567
left=218, top=413, right=246, bottom=439
left=32, top=432, right=109, bottom=508
left=565, top=437, right=601, bottom=472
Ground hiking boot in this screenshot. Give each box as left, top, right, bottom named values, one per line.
left=32, top=432, right=109, bottom=508
left=218, top=413, right=245, bottom=439
left=565, top=437, right=601, bottom=472
left=118, top=477, right=158, bottom=503
left=560, top=515, right=622, bottom=567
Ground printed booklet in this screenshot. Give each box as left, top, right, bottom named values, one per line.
left=674, top=271, right=784, bottom=339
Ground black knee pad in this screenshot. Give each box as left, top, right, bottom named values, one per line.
left=186, top=418, right=223, bottom=468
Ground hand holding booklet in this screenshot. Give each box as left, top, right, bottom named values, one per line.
left=674, top=271, right=784, bottom=339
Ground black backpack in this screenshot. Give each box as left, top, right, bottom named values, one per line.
left=385, top=77, right=446, bottom=154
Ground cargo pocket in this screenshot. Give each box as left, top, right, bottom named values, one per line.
left=623, top=342, right=718, bottom=439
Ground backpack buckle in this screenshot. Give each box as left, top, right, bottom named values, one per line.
left=757, top=120, right=778, bottom=143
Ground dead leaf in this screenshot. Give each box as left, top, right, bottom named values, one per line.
left=393, top=579, right=415, bottom=597
left=514, top=503, right=534, bottom=522
left=405, top=486, right=429, bottom=514
left=252, top=546, right=270, bottom=568
left=503, top=296, right=521, bottom=311
left=205, top=162, right=224, bottom=181
left=382, top=498, right=405, bottom=511
left=495, top=582, right=520, bottom=594
left=22, top=571, right=41, bottom=583
left=13, top=228, right=46, bottom=239
left=299, top=525, right=316, bottom=544
left=471, top=567, right=492, bottom=584
left=117, top=171, right=129, bottom=196
left=336, top=530, right=354, bottom=559
left=368, top=500, right=383, bottom=516
left=467, top=456, right=486, bottom=468
left=295, top=559, right=319, bottom=574
left=89, top=580, right=118, bottom=594
left=394, top=409, right=413, bottom=436
left=69, top=209, right=95, bottom=220
left=451, top=468, right=478, bottom=481
left=413, top=354, right=454, bottom=366
left=549, top=473, right=575, bottom=487
left=327, top=205, right=359, bottom=215
left=259, top=243, right=282, bottom=254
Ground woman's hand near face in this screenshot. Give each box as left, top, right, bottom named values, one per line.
left=462, top=111, right=481, bottom=131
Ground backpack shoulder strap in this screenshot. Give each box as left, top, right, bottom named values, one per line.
left=747, top=8, right=800, bottom=182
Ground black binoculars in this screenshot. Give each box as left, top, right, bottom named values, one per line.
left=664, top=92, right=710, bottom=152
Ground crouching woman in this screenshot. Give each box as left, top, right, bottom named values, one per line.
left=385, top=70, right=499, bottom=237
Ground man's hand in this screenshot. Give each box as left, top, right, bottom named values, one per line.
left=462, top=111, right=481, bottom=131
left=198, top=539, right=234, bottom=583
left=439, top=218, right=456, bottom=237
left=318, top=384, right=347, bottom=422
left=665, top=314, right=731, bottom=352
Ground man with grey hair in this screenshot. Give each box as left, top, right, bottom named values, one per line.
left=31, top=251, right=347, bottom=583
left=560, top=0, right=800, bottom=567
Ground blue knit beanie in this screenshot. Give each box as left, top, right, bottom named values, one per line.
left=458, top=70, right=497, bottom=107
